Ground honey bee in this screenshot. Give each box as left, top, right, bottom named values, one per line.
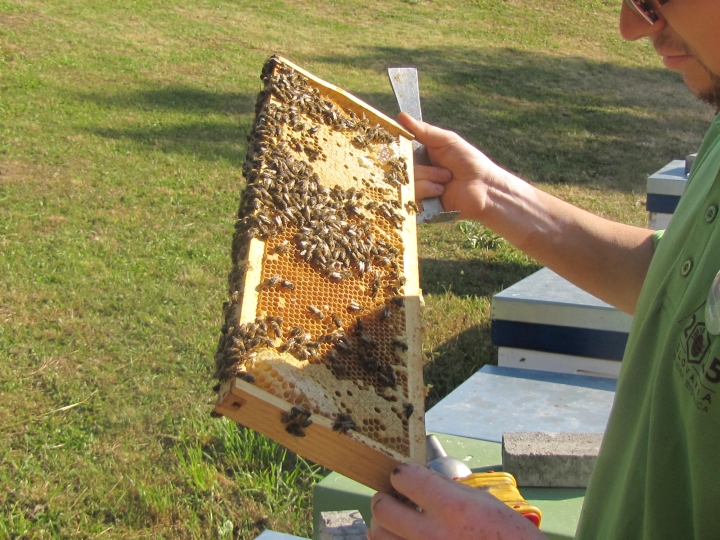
left=281, top=406, right=313, bottom=438
left=290, top=326, right=304, bottom=337
left=332, top=413, right=356, bottom=434
left=405, top=201, right=420, bottom=214
left=274, top=241, right=291, bottom=254
left=280, top=279, right=296, bottom=290
left=264, top=275, right=282, bottom=288
left=362, top=355, right=379, bottom=372
left=308, top=305, right=324, bottom=319
left=380, top=306, right=391, bottom=321
left=403, top=402, right=414, bottom=419
left=331, top=313, right=343, bottom=328
left=359, top=334, right=377, bottom=348
left=257, top=212, right=273, bottom=226
left=278, top=338, right=295, bottom=353
left=385, top=368, right=398, bottom=389
left=378, top=369, right=397, bottom=389
left=237, top=371, right=256, bottom=384
left=336, top=337, right=351, bottom=352
left=255, top=318, right=268, bottom=332
left=391, top=297, right=404, bottom=307
left=269, top=321, right=283, bottom=338
left=393, top=339, right=408, bottom=351
left=348, top=301, right=363, bottom=313
left=354, top=317, right=364, bottom=336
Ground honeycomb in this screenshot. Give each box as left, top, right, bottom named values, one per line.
left=214, top=56, right=423, bottom=457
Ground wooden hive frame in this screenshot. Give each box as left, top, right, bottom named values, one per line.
left=214, top=56, right=426, bottom=493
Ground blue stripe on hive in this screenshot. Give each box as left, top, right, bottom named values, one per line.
left=491, top=320, right=628, bottom=361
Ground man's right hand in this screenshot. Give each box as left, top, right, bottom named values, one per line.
left=399, top=112, right=507, bottom=222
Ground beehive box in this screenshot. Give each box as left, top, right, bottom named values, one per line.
left=212, top=56, right=426, bottom=492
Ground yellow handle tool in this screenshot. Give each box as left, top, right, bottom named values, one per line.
left=426, top=435, right=542, bottom=527
left=458, top=471, right=542, bottom=527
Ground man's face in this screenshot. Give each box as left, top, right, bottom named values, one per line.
left=620, top=0, right=720, bottom=108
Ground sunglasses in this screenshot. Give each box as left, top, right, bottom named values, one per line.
left=624, top=0, right=671, bottom=24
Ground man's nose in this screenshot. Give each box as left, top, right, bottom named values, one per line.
left=619, top=0, right=666, bottom=41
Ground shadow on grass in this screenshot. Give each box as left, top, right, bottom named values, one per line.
left=419, top=256, right=541, bottom=408
left=77, top=48, right=709, bottom=180
left=91, top=120, right=251, bottom=165
left=77, top=85, right=258, bottom=165
left=314, top=45, right=711, bottom=192
left=420, top=257, right=541, bottom=298
left=424, top=322, right=495, bottom=409
left=79, top=85, right=257, bottom=115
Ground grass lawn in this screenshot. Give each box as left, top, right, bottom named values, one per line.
left=0, top=0, right=714, bottom=538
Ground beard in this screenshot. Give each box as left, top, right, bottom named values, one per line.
left=654, top=33, right=720, bottom=111
left=695, top=61, right=720, bottom=111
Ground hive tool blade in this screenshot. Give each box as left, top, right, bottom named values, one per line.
left=388, top=67, right=459, bottom=224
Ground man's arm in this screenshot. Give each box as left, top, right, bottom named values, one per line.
left=402, top=113, right=655, bottom=315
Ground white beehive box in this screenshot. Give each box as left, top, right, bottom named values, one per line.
left=491, top=268, right=633, bottom=378
left=646, top=159, right=688, bottom=230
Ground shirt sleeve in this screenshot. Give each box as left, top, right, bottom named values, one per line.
left=652, top=229, right=665, bottom=250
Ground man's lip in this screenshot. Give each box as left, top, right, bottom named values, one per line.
left=662, top=54, right=693, bottom=70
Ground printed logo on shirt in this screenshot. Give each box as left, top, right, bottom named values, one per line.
left=674, top=302, right=718, bottom=413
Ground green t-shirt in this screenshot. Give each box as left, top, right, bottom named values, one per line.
left=576, top=114, right=720, bottom=539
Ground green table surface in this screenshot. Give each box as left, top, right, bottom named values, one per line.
left=313, top=432, right=585, bottom=540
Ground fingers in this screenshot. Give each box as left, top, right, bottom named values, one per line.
left=415, top=179, right=445, bottom=201
left=398, top=113, right=452, bottom=149
left=397, top=112, right=423, bottom=137
left=411, top=153, right=453, bottom=201
left=370, top=490, right=426, bottom=540
left=368, top=511, right=408, bottom=540
left=389, top=462, right=460, bottom=511
left=414, top=164, right=452, bottom=185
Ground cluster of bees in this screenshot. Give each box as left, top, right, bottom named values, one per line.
left=280, top=407, right=359, bottom=438
left=257, top=56, right=396, bottom=149
left=238, top=172, right=408, bottom=279
left=215, top=56, right=417, bottom=441
left=281, top=405, right=313, bottom=437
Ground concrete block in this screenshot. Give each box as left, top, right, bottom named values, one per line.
left=319, top=510, right=367, bottom=540
left=502, top=432, right=603, bottom=488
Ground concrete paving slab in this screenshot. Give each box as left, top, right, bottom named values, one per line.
left=425, top=365, right=616, bottom=443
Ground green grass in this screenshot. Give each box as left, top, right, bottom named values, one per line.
left=0, top=0, right=714, bottom=538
